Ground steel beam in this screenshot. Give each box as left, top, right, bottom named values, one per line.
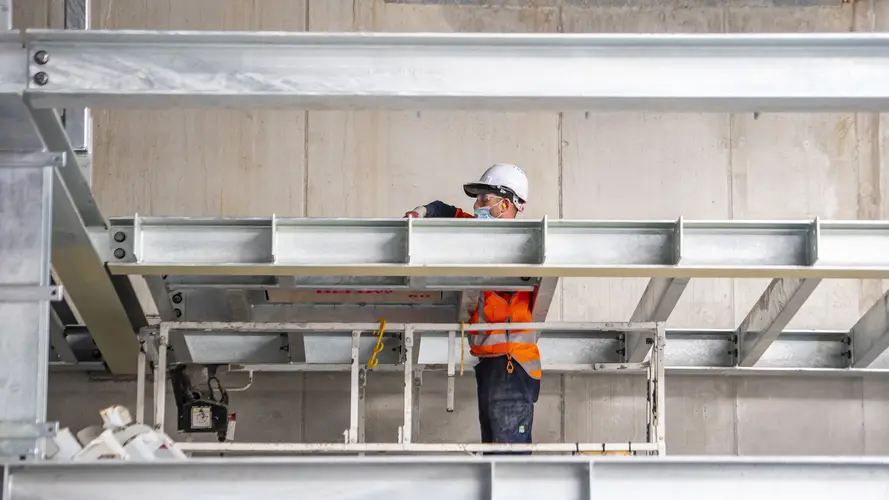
left=21, top=106, right=147, bottom=374
left=736, top=278, right=822, bottom=367
left=0, top=0, right=9, bottom=30
left=627, top=277, right=689, bottom=361
left=0, top=152, right=55, bottom=459
left=7, top=457, right=889, bottom=500
left=11, top=30, right=889, bottom=112
left=62, top=0, right=91, bottom=155
left=146, top=322, right=853, bottom=372
left=851, top=292, right=889, bottom=368
left=107, top=217, right=889, bottom=279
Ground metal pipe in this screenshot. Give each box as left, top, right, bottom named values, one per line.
left=153, top=325, right=169, bottom=431
left=135, top=345, right=146, bottom=424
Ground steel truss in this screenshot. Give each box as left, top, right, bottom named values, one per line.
left=4, top=17, right=889, bottom=486
left=102, top=215, right=889, bottom=373
left=141, top=321, right=666, bottom=456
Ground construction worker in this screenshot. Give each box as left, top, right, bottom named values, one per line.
left=405, top=163, right=540, bottom=451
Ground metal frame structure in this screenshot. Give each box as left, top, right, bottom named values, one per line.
left=5, top=2, right=889, bottom=490
left=139, top=321, right=666, bottom=456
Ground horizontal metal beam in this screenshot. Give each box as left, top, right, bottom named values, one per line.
left=176, top=442, right=658, bottom=454
left=142, top=322, right=851, bottom=371
left=15, top=30, right=889, bottom=112
left=108, top=217, right=889, bottom=279
left=7, top=457, right=889, bottom=500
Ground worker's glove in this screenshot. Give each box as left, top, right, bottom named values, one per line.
left=404, top=206, right=427, bottom=218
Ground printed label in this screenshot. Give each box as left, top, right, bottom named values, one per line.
left=191, top=406, right=212, bottom=429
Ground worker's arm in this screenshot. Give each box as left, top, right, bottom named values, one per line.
left=405, top=200, right=474, bottom=219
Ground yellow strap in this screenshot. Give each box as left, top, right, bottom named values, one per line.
left=366, top=318, right=387, bottom=370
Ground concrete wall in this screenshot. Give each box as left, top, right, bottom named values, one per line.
left=15, top=0, right=889, bottom=454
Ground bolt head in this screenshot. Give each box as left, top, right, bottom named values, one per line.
left=113, top=231, right=126, bottom=242
left=171, top=292, right=183, bottom=304
left=113, top=248, right=126, bottom=259
left=174, top=308, right=182, bottom=318
left=33, top=50, right=49, bottom=64
left=33, top=71, right=49, bottom=85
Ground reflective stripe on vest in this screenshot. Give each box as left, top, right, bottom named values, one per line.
left=469, top=291, right=542, bottom=379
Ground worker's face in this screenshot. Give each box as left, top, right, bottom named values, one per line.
left=473, top=194, right=517, bottom=219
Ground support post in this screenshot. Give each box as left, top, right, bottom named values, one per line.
left=63, top=0, right=92, bottom=160
left=1, top=0, right=10, bottom=30
left=136, top=342, right=146, bottom=424
left=400, top=326, right=414, bottom=444
left=0, top=152, right=58, bottom=460
left=358, top=368, right=366, bottom=444
left=653, top=322, right=666, bottom=455
left=347, top=330, right=360, bottom=444
left=153, top=324, right=169, bottom=431
left=446, top=330, right=456, bottom=412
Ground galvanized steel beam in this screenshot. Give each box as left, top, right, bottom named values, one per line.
left=851, top=292, right=889, bottom=368
left=6, top=457, right=889, bottom=500
left=0, top=152, right=55, bottom=459
left=35, top=111, right=145, bottom=374
left=14, top=30, right=889, bottom=112
left=627, top=277, right=689, bottom=361
left=107, top=217, right=889, bottom=279
left=736, top=278, right=822, bottom=367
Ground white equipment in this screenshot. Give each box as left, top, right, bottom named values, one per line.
left=46, top=405, right=186, bottom=461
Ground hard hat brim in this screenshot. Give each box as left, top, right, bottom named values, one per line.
left=463, top=182, right=525, bottom=205
left=463, top=182, right=496, bottom=198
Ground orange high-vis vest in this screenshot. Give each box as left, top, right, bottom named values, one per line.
left=468, top=290, right=542, bottom=379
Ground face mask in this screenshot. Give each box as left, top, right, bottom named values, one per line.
left=474, top=207, right=496, bottom=219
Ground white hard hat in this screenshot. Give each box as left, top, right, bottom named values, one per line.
left=463, top=163, right=529, bottom=207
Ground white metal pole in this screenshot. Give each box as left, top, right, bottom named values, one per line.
left=446, top=330, right=455, bottom=412
left=400, top=326, right=414, bottom=444
left=655, top=323, right=666, bottom=455
left=136, top=343, right=146, bottom=424
left=358, top=367, right=366, bottom=444
left=347, top=330, right=360, bottom=444
left=154, top=324, right=169, bottom=431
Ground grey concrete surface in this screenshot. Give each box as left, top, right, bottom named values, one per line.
left=13, top=0, right=889, bottom=454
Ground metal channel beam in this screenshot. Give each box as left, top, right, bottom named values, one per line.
left=108, top=217, right=889, bottom=279
left=0, top=152, right=55, bottom=459
left=147, top=322, right=851, bottom=372
left=851, top=292, right=889, bottom=368
left=35, top=110, right=145, bottom=374
left=13, top=30, right=889, bottom=112
left=6, top=457, right=889, bottom=500
left=198, top=329, right=850, bottom=371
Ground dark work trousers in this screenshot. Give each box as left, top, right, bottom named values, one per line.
left=474, top=356, right=541, bottom=454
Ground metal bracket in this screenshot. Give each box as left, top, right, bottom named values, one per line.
left=0, top=421, right=59, bottom=439
left=0, top=285, right=64, bottom=302
left=0, top=421, right=59, bottom=459
left=0, top=151, right=65, bottom=169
